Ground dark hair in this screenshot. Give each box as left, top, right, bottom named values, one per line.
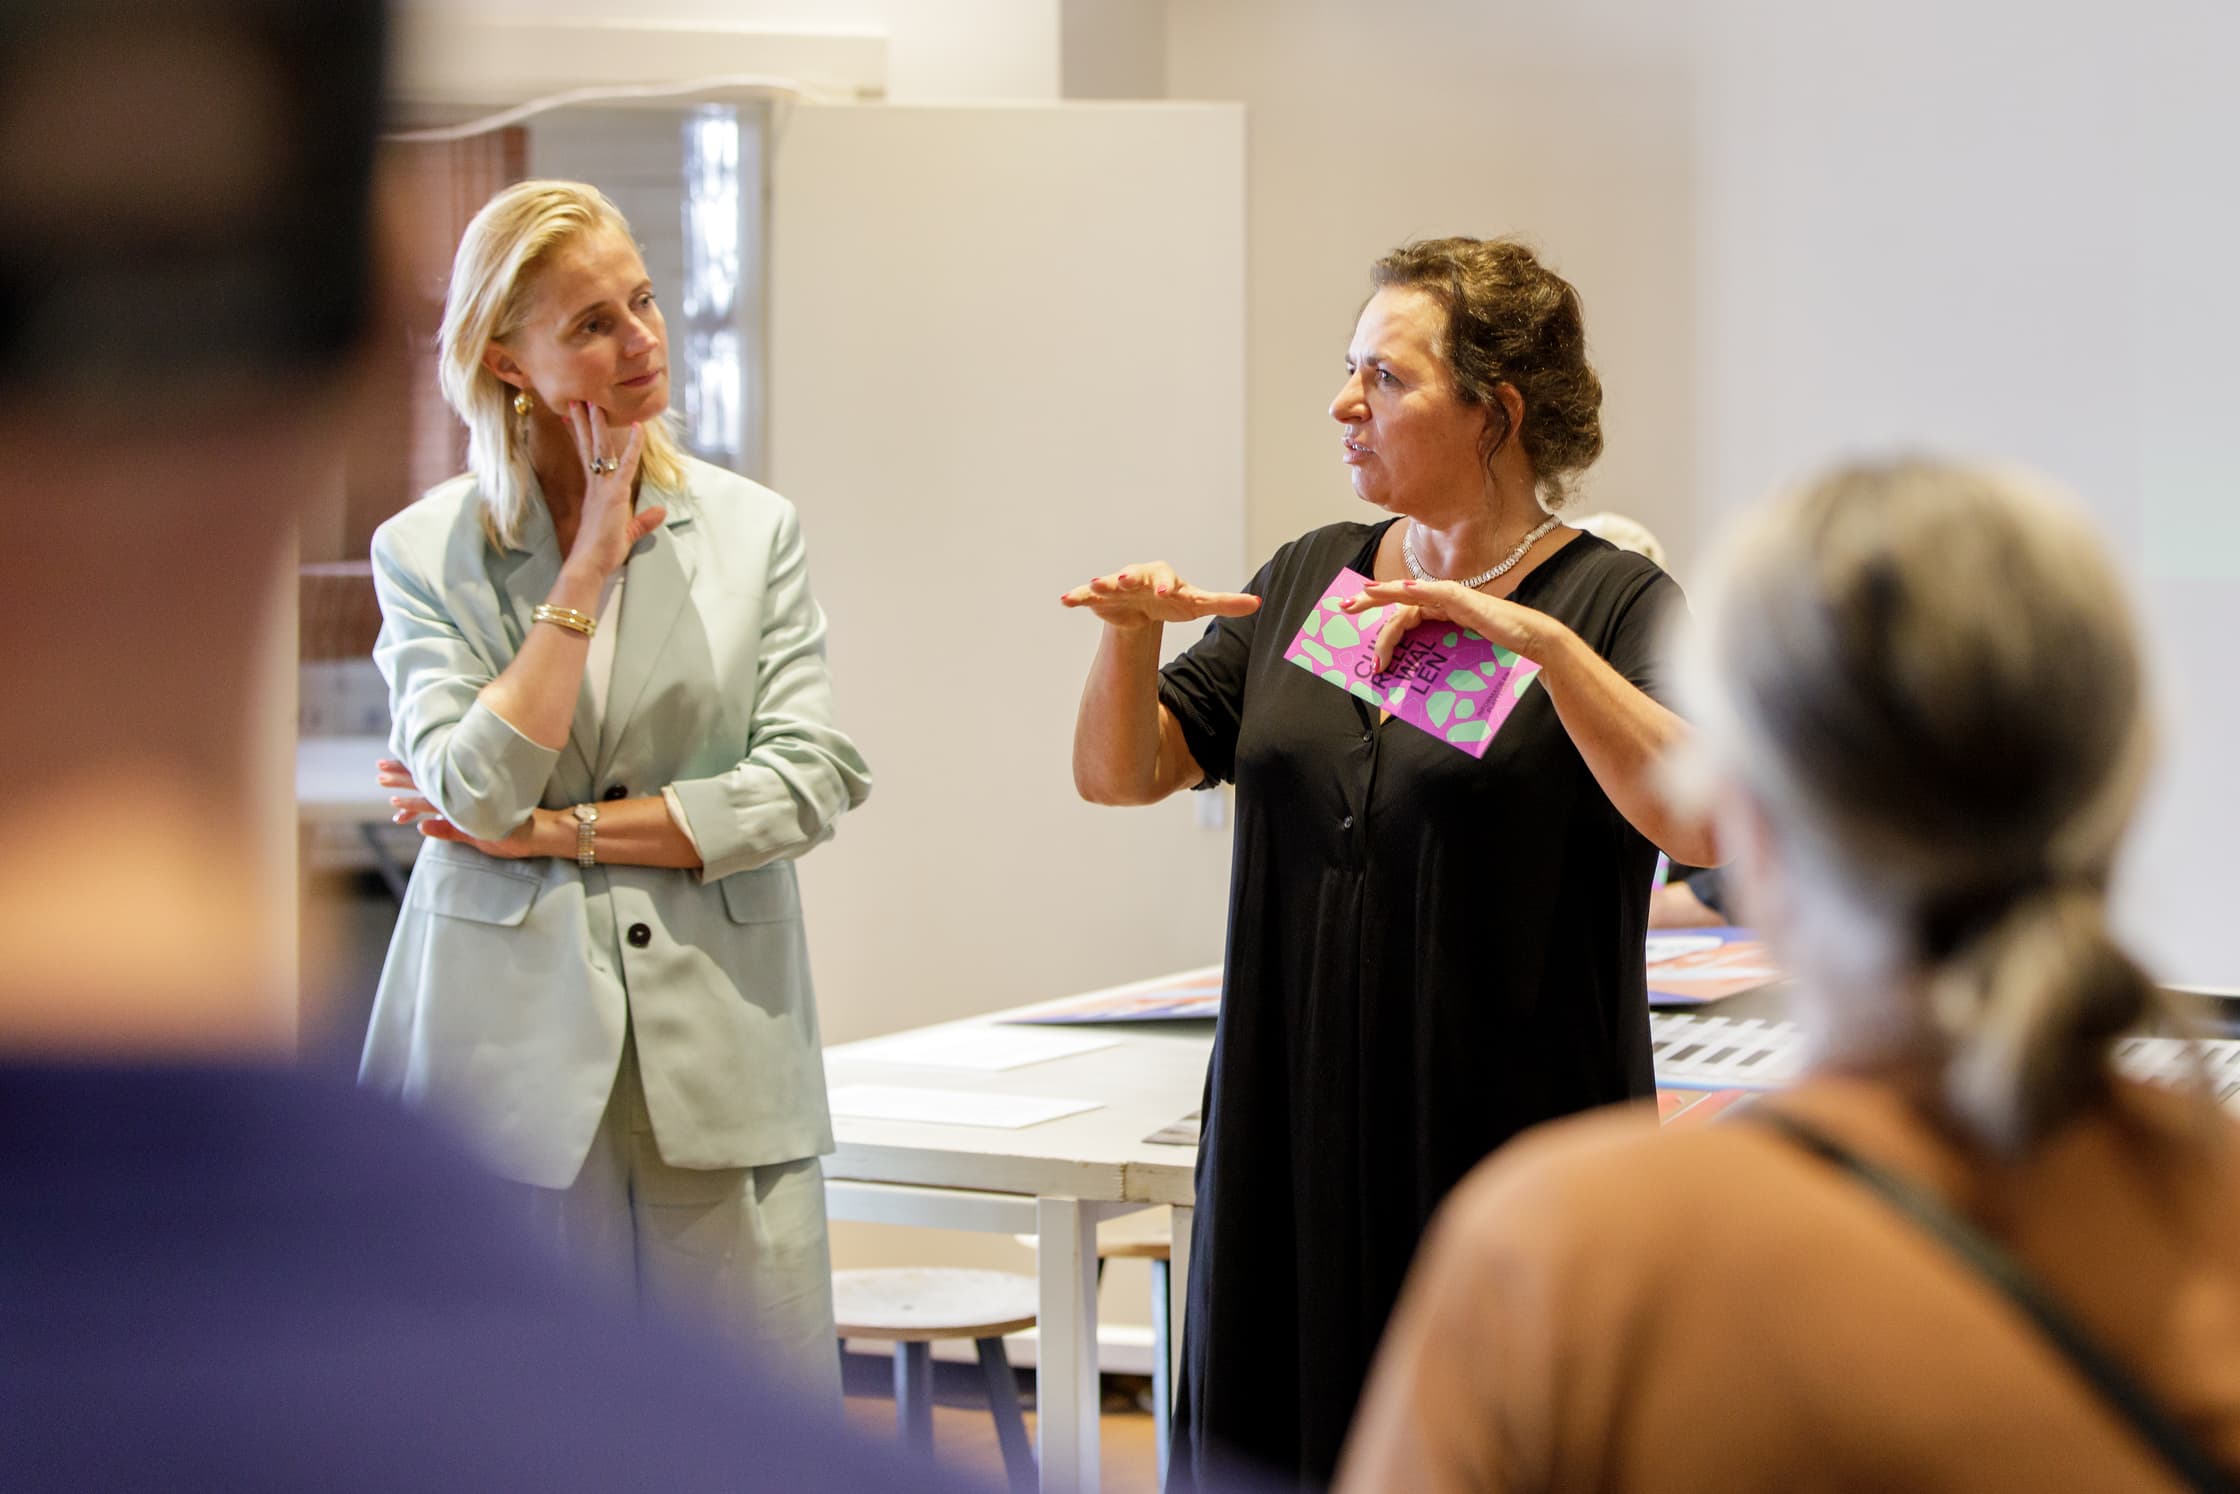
left=0, top=0, right=388, bottom=415
left=1371, top=237, right=1604, bottom=508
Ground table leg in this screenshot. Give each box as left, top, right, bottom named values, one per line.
left=895, top=1341, right=934, bottom=1452
left=1150, top=1255, right=1171, bottom=1488
left=1035, top=1197, right=1101, bottom=1494
left=1163, top=1204, right=1192, bottom=1488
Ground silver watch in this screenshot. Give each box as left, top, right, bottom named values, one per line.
left=571, top=802, right=599, bottom=868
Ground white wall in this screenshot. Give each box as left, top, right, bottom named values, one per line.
left=769, top=102, right=1247, bottom=1047
left=766, top=97, right=1246, bottom=1325
left=1062, top=0, right=1167, bottom=99
left=1694, top=0, right=2240, bottom=984
left=1165, top=0, right=1703, bottom=571
left=417, top=0, right=1062, bottom=101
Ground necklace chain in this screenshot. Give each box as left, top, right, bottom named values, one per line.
left=1403, top=513, right=1561, bottom=589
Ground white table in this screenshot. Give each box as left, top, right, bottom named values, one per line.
left=822, top=976, right=1214, bottom=1494
left=823, top=968, right=1856, bottom=1491
left=297, top=734, right=413, bottom=899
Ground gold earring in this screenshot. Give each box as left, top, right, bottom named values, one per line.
left=512, top=389, right=533, bottom=417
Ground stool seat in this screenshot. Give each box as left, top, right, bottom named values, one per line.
left=838, top=1268, right=1039, bottom=1491
left=1010, top=1206, right=1173, bottom=1260
left=834, top=1267, right=1038, bottom=1343
left=1096, top=1235, right=1172, bottom=1262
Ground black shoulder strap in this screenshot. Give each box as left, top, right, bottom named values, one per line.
left=1758, top=1108, right=2238, bottom=1494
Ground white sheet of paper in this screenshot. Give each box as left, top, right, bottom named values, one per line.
left=1646, top=934, right=1727, bottom=964
left=826, top=1085, right=1102, bottom=1130
left=842, top=1026, right=1120, bottom=1072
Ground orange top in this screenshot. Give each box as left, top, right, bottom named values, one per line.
left=1337, top=1075, right=2240, bottom=1493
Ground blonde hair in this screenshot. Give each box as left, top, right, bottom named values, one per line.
left=1569, top=511, right=1667, bottom=568
left=436, top=179, right=687, bottom=551
left=1675, top=458, right=2164, bottom=1155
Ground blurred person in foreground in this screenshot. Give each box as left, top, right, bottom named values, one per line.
left=0, top=4, right=979, bottom=1489
left=1337, top=459, right=2240, bottom=1492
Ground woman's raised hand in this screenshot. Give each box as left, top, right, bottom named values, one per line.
left=1059, top=562, right=1260, bottom=629
left=563, top=401, right=662, bottom=579
left=1339, top=578, right=1557, bottom=675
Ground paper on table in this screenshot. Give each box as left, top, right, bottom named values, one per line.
left=1144, top=1110, right=1201, bottom=1147
left=1657, top=1088, right=1759, bottom=1127
left=1009, top=966, right=1223, bottom=1025
left=1281, top=566, right=1544, bottom=757
left=1647, top=926, right=1782, bottom=1006
left=826, top=1084, right=1103, bottom=1130
left=1645, top=933, right=1726, bottom=963
left=842, top=1026, right=1120, bottom=1071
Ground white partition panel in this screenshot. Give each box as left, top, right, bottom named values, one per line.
left=1695, top=1, right=2240, bottom=986
left=770, top=103, right=1247, bottom=1043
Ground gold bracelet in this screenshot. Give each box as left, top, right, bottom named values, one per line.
left=532, top=603, right=596, bottom=638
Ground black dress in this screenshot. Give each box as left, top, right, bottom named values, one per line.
left=1158, top=518, right=1682, bottom=1489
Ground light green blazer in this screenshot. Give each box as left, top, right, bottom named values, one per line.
left=359, top=456, right=872, bottom=1188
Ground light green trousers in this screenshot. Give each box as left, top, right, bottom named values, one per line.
left=523, top=1028, right=842, bottom=1406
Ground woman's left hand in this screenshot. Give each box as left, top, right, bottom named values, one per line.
left=1338, top=579, right=1568, bottom=675
left=377, top=758, right=546, bottom=859
left=1339, top=581, right=1717, bottom=865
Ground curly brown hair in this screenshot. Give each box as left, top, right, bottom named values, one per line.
left=1370, top=237, right=1604, bottom=509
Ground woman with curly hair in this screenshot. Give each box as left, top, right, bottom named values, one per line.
left=1065, top=237, right=1711, bottom=1486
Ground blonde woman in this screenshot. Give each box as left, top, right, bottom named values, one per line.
left=1339, top=460, right=2240, bottom=1491
left=360, top=180, right=870, bottom=1399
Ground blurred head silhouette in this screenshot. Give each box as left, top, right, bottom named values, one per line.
left=0, top=0, right=387, bottom=1052
left=1673, top=458, right=2158, bottom=1154
left=1569, top=510, right=1667, bottom=569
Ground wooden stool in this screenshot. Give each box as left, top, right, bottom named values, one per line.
left=834, top=1267, right=1037, bottom=1492
left=1016, top=1210, right=1178, bottom=1484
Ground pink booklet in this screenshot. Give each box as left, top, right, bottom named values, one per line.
left=1281, top=566, right=1543, bottom=757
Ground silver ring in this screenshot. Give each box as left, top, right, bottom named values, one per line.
left=590, top=456, right=618, bottom=476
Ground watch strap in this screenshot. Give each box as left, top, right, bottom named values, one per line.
left=573, top=803, right=598, bottom=868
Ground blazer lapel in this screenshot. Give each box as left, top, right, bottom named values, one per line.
left=593, top=499, right=697, bottom=779
left=492, top=495, right=601, bottom=794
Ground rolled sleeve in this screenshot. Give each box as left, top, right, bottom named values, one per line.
left=1155, top=553, right=1275, bottom=790
left=371, top=521, right=561, bottom=842
left=667, top=501, right=872, bottom=884
left=659, top=785, right=704, bottom=854
left=428, top=699, right=562, bottom=840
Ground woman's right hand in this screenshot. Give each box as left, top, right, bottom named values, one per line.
left=562, top=401, right=662, bottom=579
left=1059, top=562, right=1260, bottom=630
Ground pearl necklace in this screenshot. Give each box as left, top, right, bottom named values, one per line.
left=1403, top=513, right=1561, bottom=589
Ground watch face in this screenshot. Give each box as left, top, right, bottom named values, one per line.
left=574, top=804, right=598, bottom=825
